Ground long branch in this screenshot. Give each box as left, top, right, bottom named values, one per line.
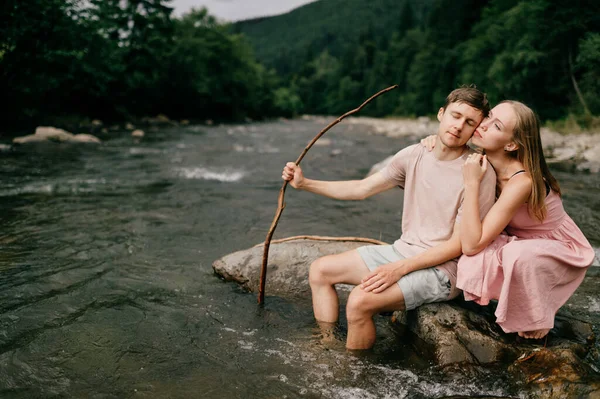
left=258, top=85, right=398, bottom=304
left=253, top=235, right=388, bottom=247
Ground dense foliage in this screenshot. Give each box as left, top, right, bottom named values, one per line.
left=238, top=0, right=600, bottom=123
left=0, top=0, right=282, bottom=130
left=1, top=0, right=598, bottom=131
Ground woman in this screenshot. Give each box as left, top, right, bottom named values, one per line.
left=422, top=100, right=595, bottom=339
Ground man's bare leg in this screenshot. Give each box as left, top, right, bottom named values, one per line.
left=345, top=284, right=405, bottom=350
left=309, top=249, right=370, bottom=323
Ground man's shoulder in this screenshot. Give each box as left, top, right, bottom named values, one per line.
left=391, top=143, right=425, bottom=161
left=394, top=143, right=422, bottom=155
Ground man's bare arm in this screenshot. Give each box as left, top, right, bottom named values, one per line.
left=282, top=162, right=397, bottom=200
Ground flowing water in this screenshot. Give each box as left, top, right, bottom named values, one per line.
left=1, top=119, right=599, bottom=398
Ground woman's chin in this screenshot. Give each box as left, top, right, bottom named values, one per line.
left=470, top=137, right=486, bottom=149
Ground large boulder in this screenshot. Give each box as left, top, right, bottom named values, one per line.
left=392, top=301, right=600, bottom=397
left=213, top=238, right=600, bottom=398
left=213, top=238, right=370, bottom=298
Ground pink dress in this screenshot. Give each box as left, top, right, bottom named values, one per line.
left=457, top=190, right=595, bottom=333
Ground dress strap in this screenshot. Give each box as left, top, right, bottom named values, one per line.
left=509, top=169, right=526, bottom=179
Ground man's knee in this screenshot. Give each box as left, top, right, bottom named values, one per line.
left=309, top=256, right=331, bottom=286
left=346, top=288, right=375, bottom=323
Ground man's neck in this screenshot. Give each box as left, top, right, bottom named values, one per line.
left=432, top=138, right=468, bottom=161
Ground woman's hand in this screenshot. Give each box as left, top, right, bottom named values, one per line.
left=360, top=263, right=404, bottom=293
left=420, top=135, right=437, bottom=151
left=463, top=153, right=487, bottom=185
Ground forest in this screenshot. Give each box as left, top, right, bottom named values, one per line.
left=1, top=0, right=599, bottom=132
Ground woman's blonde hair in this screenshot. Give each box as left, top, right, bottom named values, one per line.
left=501, top=100, right=561, bottom=221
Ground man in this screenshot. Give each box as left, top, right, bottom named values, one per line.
left=281, top=87, right=496, bottom=350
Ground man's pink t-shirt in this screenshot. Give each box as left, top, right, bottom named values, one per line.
left=380, top=144, right=496, bottom=298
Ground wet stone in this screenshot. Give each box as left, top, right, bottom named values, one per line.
left=212, top=239, right=367, bottom=298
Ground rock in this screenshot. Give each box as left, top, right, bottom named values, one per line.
left=547, top=147, right=578, bottom=163
left=577, top=144, right=600, bottom=173
left=346, top=117, right=435, bottom=138
left=141, top=114, right=175, bottom=126
left=212, top=238, right=369, bottom=298
left=13, top=127, right=100, bottom=145
left=71, top=134, right=101, bottom=143
left=132, top=129, right=145, bottom=138
left=314, top=138, right=332, bottom=147
left=578, top=161, right=600, bottom=174
left=13, top=135, right=46, bottom=144
left=392, top=299, right=599, bottom=398
left=392, top=302, right=519, bottom=366
left=156, top=114, right=170, bottom=123
left=125, top=123, right=135, bottom=130
left=509, top=347, right=600, bottom=398
left=33, top=126, right=74, bottom=142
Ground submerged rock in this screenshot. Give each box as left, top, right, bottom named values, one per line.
left=213, top=238, right=600, bottom=398
left=132, top=129, right=145, bottom=138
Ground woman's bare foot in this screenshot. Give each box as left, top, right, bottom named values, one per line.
left=518, top=329, right=551, bottom=339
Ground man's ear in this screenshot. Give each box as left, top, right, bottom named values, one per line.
left=437, top=107, right=444, bottom=122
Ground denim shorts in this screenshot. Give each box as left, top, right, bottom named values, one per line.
left=356, top=245, right=451, bottom=310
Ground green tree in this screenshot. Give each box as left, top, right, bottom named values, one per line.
left=163, top=7, right=277, bottom=121
left=0, top=0, right=92, bottom=127
left=460, top=0, right=600, bottom=119
left=575, top=33, right=600, bottom=116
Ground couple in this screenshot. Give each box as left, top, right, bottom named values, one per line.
left=281, top=86, right=595, bottom=350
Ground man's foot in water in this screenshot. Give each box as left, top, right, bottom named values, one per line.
left=314, top=321, right=344, bottom=349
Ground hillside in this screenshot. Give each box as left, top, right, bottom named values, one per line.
left=233, top=0, right=435, bottom=75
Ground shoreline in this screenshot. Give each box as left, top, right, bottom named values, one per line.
left=302, top=115, right=600, bottom=173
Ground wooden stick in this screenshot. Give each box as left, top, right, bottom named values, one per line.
left=258, top=85, right=399, bottom=304
left=253, top=235, right=388, bottom=247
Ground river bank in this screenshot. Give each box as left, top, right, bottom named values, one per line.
left=297, top=115, right=600, bottom=173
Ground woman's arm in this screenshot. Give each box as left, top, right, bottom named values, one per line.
left=461, top=162, right=532, bottom=255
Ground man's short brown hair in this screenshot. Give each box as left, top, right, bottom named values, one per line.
left=443, top=85, right=490, bottom=117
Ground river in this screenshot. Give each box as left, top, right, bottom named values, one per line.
left=1, top=119, right=599, bottom=398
